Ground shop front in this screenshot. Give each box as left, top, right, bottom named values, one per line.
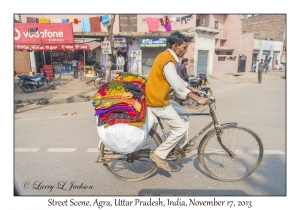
left=139, top=38, right=167, bottom=75
left=14, top=44, right=90, bottom=78
left=14, top=23, right=89, bottom=79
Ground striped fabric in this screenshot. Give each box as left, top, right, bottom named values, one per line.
left=98, top=97, right=147, bottom=127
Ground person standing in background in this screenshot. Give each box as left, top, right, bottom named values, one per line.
left=71, top=58, right=79, bottom=79
left=176, top=58, right=189, bottom=82
left=117, top=53, right=125, bottom=71
left=257, top=59, right=265, bottom=84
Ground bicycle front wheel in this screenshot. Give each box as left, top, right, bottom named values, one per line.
left=100, top=129, right=162, bottom=181
left=198, top=125, right=263, bottom=181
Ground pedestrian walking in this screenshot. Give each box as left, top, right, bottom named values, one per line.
left=258, top=59, right=265, bottom=84
left=264, top=57, right=271, bottom=73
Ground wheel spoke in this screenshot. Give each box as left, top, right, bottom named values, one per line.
left=99, top=129, right=161, bottom=181
left=200, top=125, right=263, bottom=181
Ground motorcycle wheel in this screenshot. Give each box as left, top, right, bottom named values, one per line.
left=50, top=84, right=56, bottom=90
left=20, top=84, right=33, bottom=93
left=47, top=80, right=56, bottom=90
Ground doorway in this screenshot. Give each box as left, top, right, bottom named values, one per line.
left=197, top=50, right=208, bottom=76
left=238, top=55, right=247, bottom=72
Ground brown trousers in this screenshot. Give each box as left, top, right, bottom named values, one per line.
left=258, top=71, right=263, bottom=83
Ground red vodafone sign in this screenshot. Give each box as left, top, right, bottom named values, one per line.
left=14, top=23, right=74, bottom=44
left=14, top=44, right=90, bottom=50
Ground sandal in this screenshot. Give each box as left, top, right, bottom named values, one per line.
left=150, top=153, right=171, bottom=172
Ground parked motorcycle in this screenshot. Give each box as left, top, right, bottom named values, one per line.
left=17, top=70, right=56, bottom=93
left=170, top=72, right=213, bottom=108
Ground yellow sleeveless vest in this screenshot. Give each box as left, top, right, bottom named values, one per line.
left=146, top=50, right=177, bottom=106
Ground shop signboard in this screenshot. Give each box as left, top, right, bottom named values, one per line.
left=140, top=38, right=167, bottom=48
left=14, top=44, right=90, bottom=51
left=14, top=23, right=74, bottom=45
left=114, top=37, right=127, bottom=48
left=101, top=41, right=112, bottom=54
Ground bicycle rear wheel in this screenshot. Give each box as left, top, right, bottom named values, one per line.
left=198, top=125, right=263, bottom=181
left=99, top=129, right=162, bottom=181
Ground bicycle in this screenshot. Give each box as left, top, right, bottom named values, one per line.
left=96, top=91, right=264, bottom=182
left=93, top=69, right=106, bottom=89
left=85, top=62, right=106, bottom=88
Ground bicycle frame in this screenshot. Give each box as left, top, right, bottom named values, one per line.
left=96, top=93, right=237, bottom=164
left=156, top=103, right=237, bottom=159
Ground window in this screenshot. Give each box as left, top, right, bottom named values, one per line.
left=227, top=52, right=232, bottom=55
left=119, top=14, right=137, bottom=32
left=215, top=51, right=220, bottom=55
left=215, top=21, right=218, bottom=29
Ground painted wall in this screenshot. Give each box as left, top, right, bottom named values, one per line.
left=207, top=14, right=226, bottom=30
left=137, top=14, right=196, bottom=32
left=223, top=15, right=242, bottom=54
left=199, top=15, right=210, bottom=27
left=253, top=39, right=284, bottom=70
left=213, top=55, right=238, bottom=75
left=239, top=33, right=254, bottom=72
left=194, top=32, right=216, bottom=76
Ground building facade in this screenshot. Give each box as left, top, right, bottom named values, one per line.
left=15, top=14, right=285, bottom=77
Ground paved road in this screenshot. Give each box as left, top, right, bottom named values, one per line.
left=14, top=75, right=286, bottom=198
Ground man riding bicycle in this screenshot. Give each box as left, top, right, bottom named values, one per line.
left=146, top=31, right=210, bottom=171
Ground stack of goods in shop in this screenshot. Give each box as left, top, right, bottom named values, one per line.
left=92, top=73, right=157, bottom=154
left=40, top=65, right=54, bottom=81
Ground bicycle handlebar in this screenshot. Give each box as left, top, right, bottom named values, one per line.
left=199, top=91, right=216, bottom=103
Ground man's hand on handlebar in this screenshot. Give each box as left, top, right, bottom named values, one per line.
left=195, top=97, right=211, bottom=106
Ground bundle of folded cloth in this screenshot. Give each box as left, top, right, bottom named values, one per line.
left=92, top=73, right=148, bottom=128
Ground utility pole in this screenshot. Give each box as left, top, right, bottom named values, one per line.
left=105, top=14, right=116, bottom=82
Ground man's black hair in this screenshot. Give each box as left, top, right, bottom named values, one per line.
left=181, top=58, right=189, bottom=65
left=167, top=31, right=188, bottom=49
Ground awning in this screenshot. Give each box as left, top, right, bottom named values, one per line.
left=87, top=41, right=101, bottom=51
left=74, top=38, right=102, bottom=51
left=14, top=44, right=90, bottom=51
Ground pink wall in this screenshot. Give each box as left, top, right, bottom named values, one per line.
left=207, top=14, right=226, bottom=30
left=239, top=33, right=254, bottom=72
left=213, top=55, right=239, bottom=75
left=223, top=15, right=242, bottom=54
left=137, top=14, right=196, bottom=32
left=199, top=15, right=210, bottom=27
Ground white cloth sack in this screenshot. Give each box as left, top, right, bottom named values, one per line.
left=96, top=107, right=157, bottom=154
